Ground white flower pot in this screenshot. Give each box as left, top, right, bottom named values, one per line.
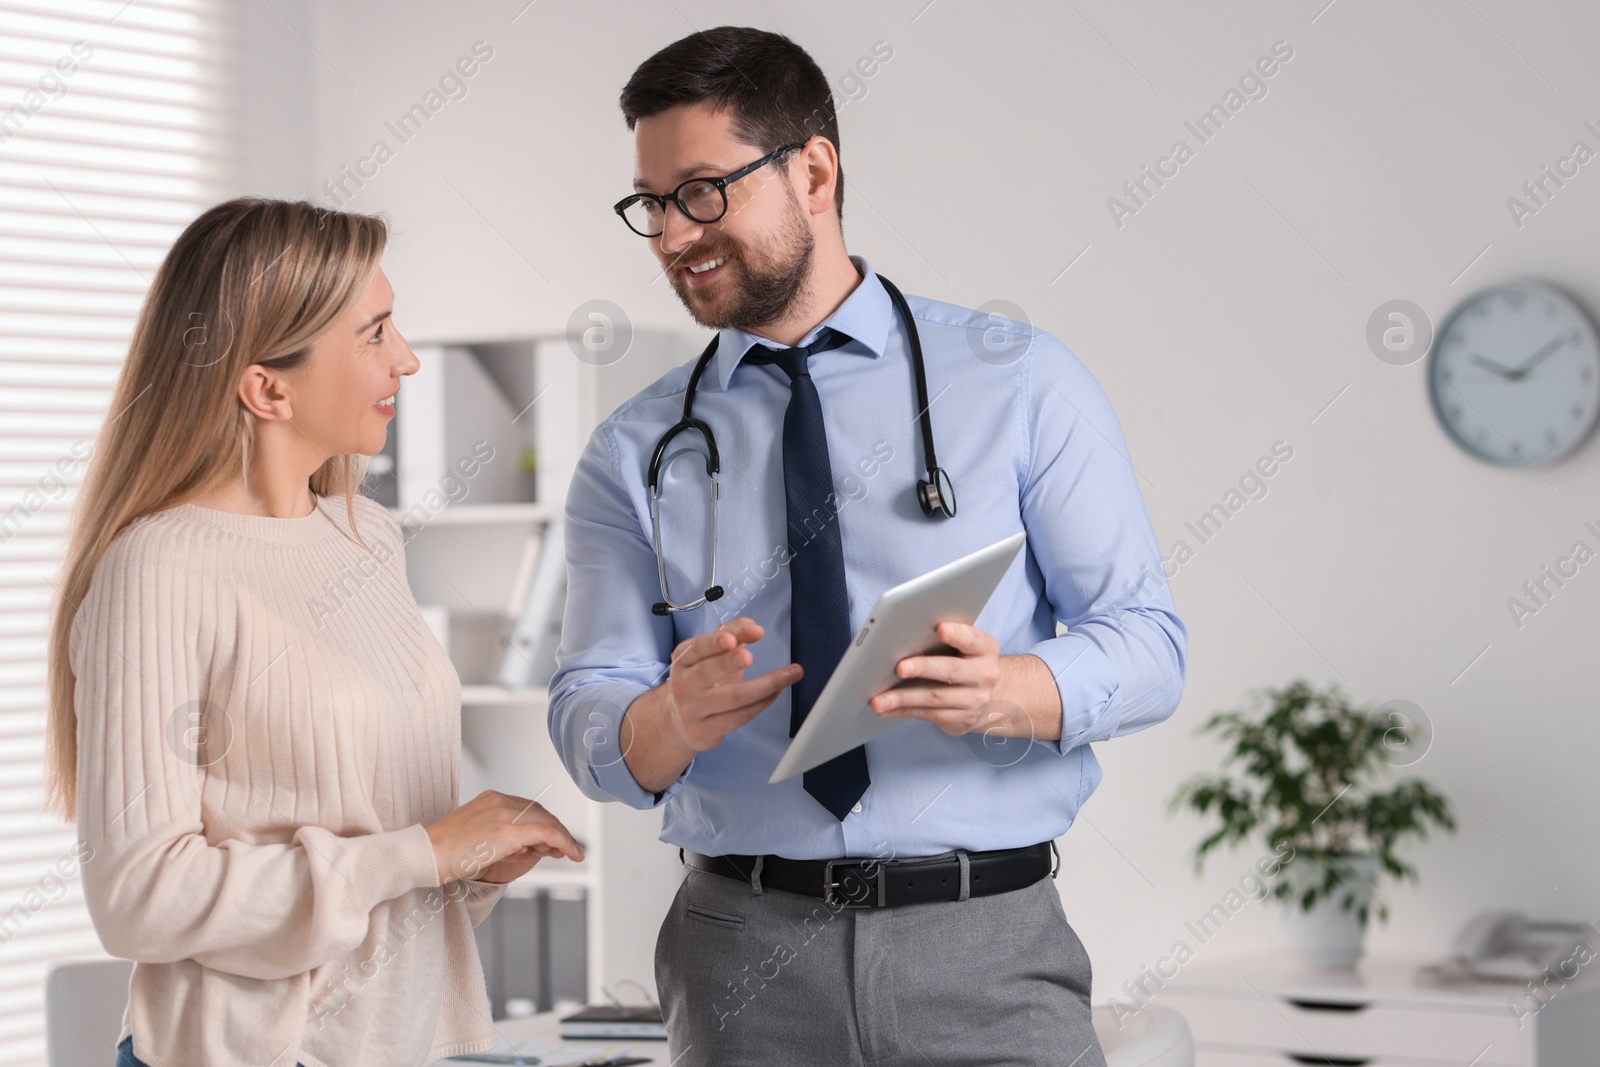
left=1281, top=852, right=1379, bottom=970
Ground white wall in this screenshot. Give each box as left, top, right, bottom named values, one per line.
left=235, top=0, right=1600, bottom=1003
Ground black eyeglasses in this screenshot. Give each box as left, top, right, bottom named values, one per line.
left=614, top=142, right=808, bottom=237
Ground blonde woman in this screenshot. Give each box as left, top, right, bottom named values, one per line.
left=43, top=197, right=584, bottom=1067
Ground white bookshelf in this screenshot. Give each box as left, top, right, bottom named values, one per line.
left=385, top=328, right=691, bottom=1008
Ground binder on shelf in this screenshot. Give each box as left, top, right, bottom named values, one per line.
left=498, top=516, right=566, bottom=689
left=504, top=528, right=545, bottom=620
left=474, top=885, right=589, bottom=1021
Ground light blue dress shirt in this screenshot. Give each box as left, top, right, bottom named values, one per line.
left=548, top=255, right=1187, bottom=860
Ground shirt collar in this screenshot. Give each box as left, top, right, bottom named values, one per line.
left=710, top=254, right=891, bottom=392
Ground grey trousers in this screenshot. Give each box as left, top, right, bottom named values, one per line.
left=654, top=858, right=1108, bottom=1067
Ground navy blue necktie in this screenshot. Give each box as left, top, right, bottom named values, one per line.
left=744, top=327, right=871, bottom=821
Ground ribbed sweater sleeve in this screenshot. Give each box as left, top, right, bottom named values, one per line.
left=71, top=520, right=446, bottom=981
left=66, top=494, right=517, bottom=1066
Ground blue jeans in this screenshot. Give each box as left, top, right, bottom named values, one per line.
left=117, top=1035, right=307, bottom=1067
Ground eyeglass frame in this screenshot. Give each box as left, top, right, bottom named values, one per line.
left=613, top=141, right=810, bottom=237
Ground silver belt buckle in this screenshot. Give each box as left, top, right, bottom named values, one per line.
left=823, top=860, right=887, bottom=908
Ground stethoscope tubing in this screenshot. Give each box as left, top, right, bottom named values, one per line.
left=646, top=273, right=952, bottom=615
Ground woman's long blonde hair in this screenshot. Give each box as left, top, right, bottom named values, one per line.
left=42, top=197, right=389, bottom=822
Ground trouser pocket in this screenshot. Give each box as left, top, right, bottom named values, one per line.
left=684, top=902, right=746, bottom=930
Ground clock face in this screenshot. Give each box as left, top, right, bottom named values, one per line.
left=1428, top=284, right=1600, bottom=465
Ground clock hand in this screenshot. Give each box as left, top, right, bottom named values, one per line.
left=1506, top=335, right=1567, bottom=380
left=1470, top=354, right=1515, bottom=378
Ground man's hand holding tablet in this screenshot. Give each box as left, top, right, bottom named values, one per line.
left=770, top=531, right=1037, bottom=783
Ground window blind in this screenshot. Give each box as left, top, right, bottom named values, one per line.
left=0, top=1, right=222, bottom=1063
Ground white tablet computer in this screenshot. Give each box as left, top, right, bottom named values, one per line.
left=768, top=530, right=1027, bottom=784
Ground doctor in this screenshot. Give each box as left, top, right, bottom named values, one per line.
left=549, top=25, right=1187, bottom=1067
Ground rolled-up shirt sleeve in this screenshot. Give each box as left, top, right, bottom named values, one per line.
left=548, top=421, right=694, bottom=809
left=1018, top=336, right=1188, bottom=755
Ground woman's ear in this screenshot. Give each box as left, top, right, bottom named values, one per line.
left=237, top=364, right=294, bottom=422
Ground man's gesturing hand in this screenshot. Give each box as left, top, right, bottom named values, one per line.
left=618, top=616, right=802, bottom=794
left=664, top=616, right=802, bottom=752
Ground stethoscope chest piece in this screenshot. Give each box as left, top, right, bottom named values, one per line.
left=918, top=465, right=956, bottom=518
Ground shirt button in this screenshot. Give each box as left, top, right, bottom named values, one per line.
left=851, top=802, right=863, bottom=814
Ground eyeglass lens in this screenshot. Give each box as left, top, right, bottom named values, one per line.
left=622, top=179, right=726, bottom=235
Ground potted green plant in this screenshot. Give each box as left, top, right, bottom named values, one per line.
left=1170, top=680, right=1456, bottom=968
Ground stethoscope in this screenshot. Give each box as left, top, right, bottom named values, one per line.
left=648, top=274, right=956, bottom=616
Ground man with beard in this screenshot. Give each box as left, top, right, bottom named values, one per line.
left=548, top=25, right=1187, bottom=1067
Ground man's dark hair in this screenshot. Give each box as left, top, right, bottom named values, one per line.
left=619, top=26, right=844, bottom=220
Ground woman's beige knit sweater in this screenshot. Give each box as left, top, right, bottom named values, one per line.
left=70, top=491, right=506, bottom=1067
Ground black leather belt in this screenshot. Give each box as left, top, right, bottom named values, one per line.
left=681, top=841, right=1057, bottom=908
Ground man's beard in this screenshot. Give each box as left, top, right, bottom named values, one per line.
left=667, top=201, right=814, bottom=332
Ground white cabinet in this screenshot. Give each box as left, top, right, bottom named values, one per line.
left=1159, top=953, right=1599, bottom=1065
left=386, top=329, right=692, bottom=1007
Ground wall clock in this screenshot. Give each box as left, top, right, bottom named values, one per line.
left=1428, top=282, right=1600, bottom=465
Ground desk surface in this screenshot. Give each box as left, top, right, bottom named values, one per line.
left=431, top=1011, right=665, bottom=1065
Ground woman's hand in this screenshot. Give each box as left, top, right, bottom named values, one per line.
left=471, top=846, right=557, bottom=886
left=424, top=790, right=585, bottom=886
